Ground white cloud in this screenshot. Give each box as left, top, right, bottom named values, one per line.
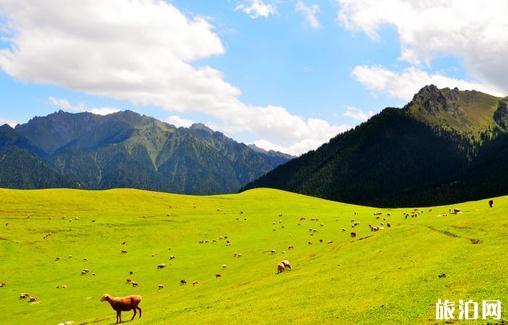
left=0, top=1, right=343, bottom=155
left=48, top=96, right=119, bottom=116
left=236, top=0, right=276, bottom=19
left=295, top=1, right=320, bottom=29
left=251, top=119, right=350, bottom=155
left=351, top=65, right=504, bottom=101
left=0, top=117, right=17, bottom=127
left=343, top=105, right=374, bottom=122
left=338, top=0, right=508, bottom=95
left=166, top=115, right=194, bottom=128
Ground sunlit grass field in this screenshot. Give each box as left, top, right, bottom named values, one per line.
left=0, top=188, right=506, bottom=324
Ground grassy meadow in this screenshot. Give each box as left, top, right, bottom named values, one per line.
left=0, top=188, right=506, bottom=324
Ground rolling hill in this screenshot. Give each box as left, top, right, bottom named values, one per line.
left=246, top=85, right=508, bottom=207
left=0, top=110, right=292, bottom=194
left=0, top=188, right=506, bottom=324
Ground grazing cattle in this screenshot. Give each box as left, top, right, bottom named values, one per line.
left=158, top=284, right=164, bottom=290
left=350, top=232, right=356, bottom=238
left=192, top=280, right=199, bottom=286
left=281, top=260, right=292, bottom=270
left=370, top=223, right=385, bottom=232
left=157, top=264, right=166, bottom=269
left=489, top=199, right=494, bottom=208
left=180, top=280, right=187, bottom=285
left=101, top=294, right=142, bottom=324
left=277, top=263, right=285, bottom=274
left=215, top=273, right=222, bottom=278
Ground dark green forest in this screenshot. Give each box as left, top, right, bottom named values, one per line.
left=245, top=85, right=508, bottom=207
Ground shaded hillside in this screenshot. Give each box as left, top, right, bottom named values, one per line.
left=245, top=85, right=508, bottom=207
left=0, top=125, right=77, bottom=188
left=0, top=111, right=291, bottom=193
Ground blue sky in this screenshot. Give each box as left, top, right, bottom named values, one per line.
left=0, top=0, right=505, bottom=155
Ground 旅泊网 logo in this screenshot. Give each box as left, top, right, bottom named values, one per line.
left=435, top=299, right=502, bottom=320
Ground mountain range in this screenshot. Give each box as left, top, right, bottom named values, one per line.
left=245, top=85, right=508, bottom=207
left=3, top=85, right=508, bottom=206
left=0, top=110, right=292, bottom=194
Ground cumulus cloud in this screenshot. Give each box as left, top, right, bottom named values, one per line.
left=295, top=1, right=320, bottom=29
left=235, top=0, right=276, bottom=19
left=260, top=116, right=350, bottom=154
left=0, top=117, right=17, bottom=127
left=351, top=66, right=504, bottom=101
left=166, top=115, right=194, bottom=128
left=338, top=0, right=508, bottom=95
left=343, top=105, right=374, bottom=122
left=48, top=96, right=119, bottom=116
left=0, top=0, right=342, bottom=155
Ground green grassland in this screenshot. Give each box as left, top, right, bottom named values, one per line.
left=0, top=188, right=506, bottom=324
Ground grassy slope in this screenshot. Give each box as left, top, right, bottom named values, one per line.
left=407, top=89, right=501, bottom=141
left=0, top=188, right=506, bottom=324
